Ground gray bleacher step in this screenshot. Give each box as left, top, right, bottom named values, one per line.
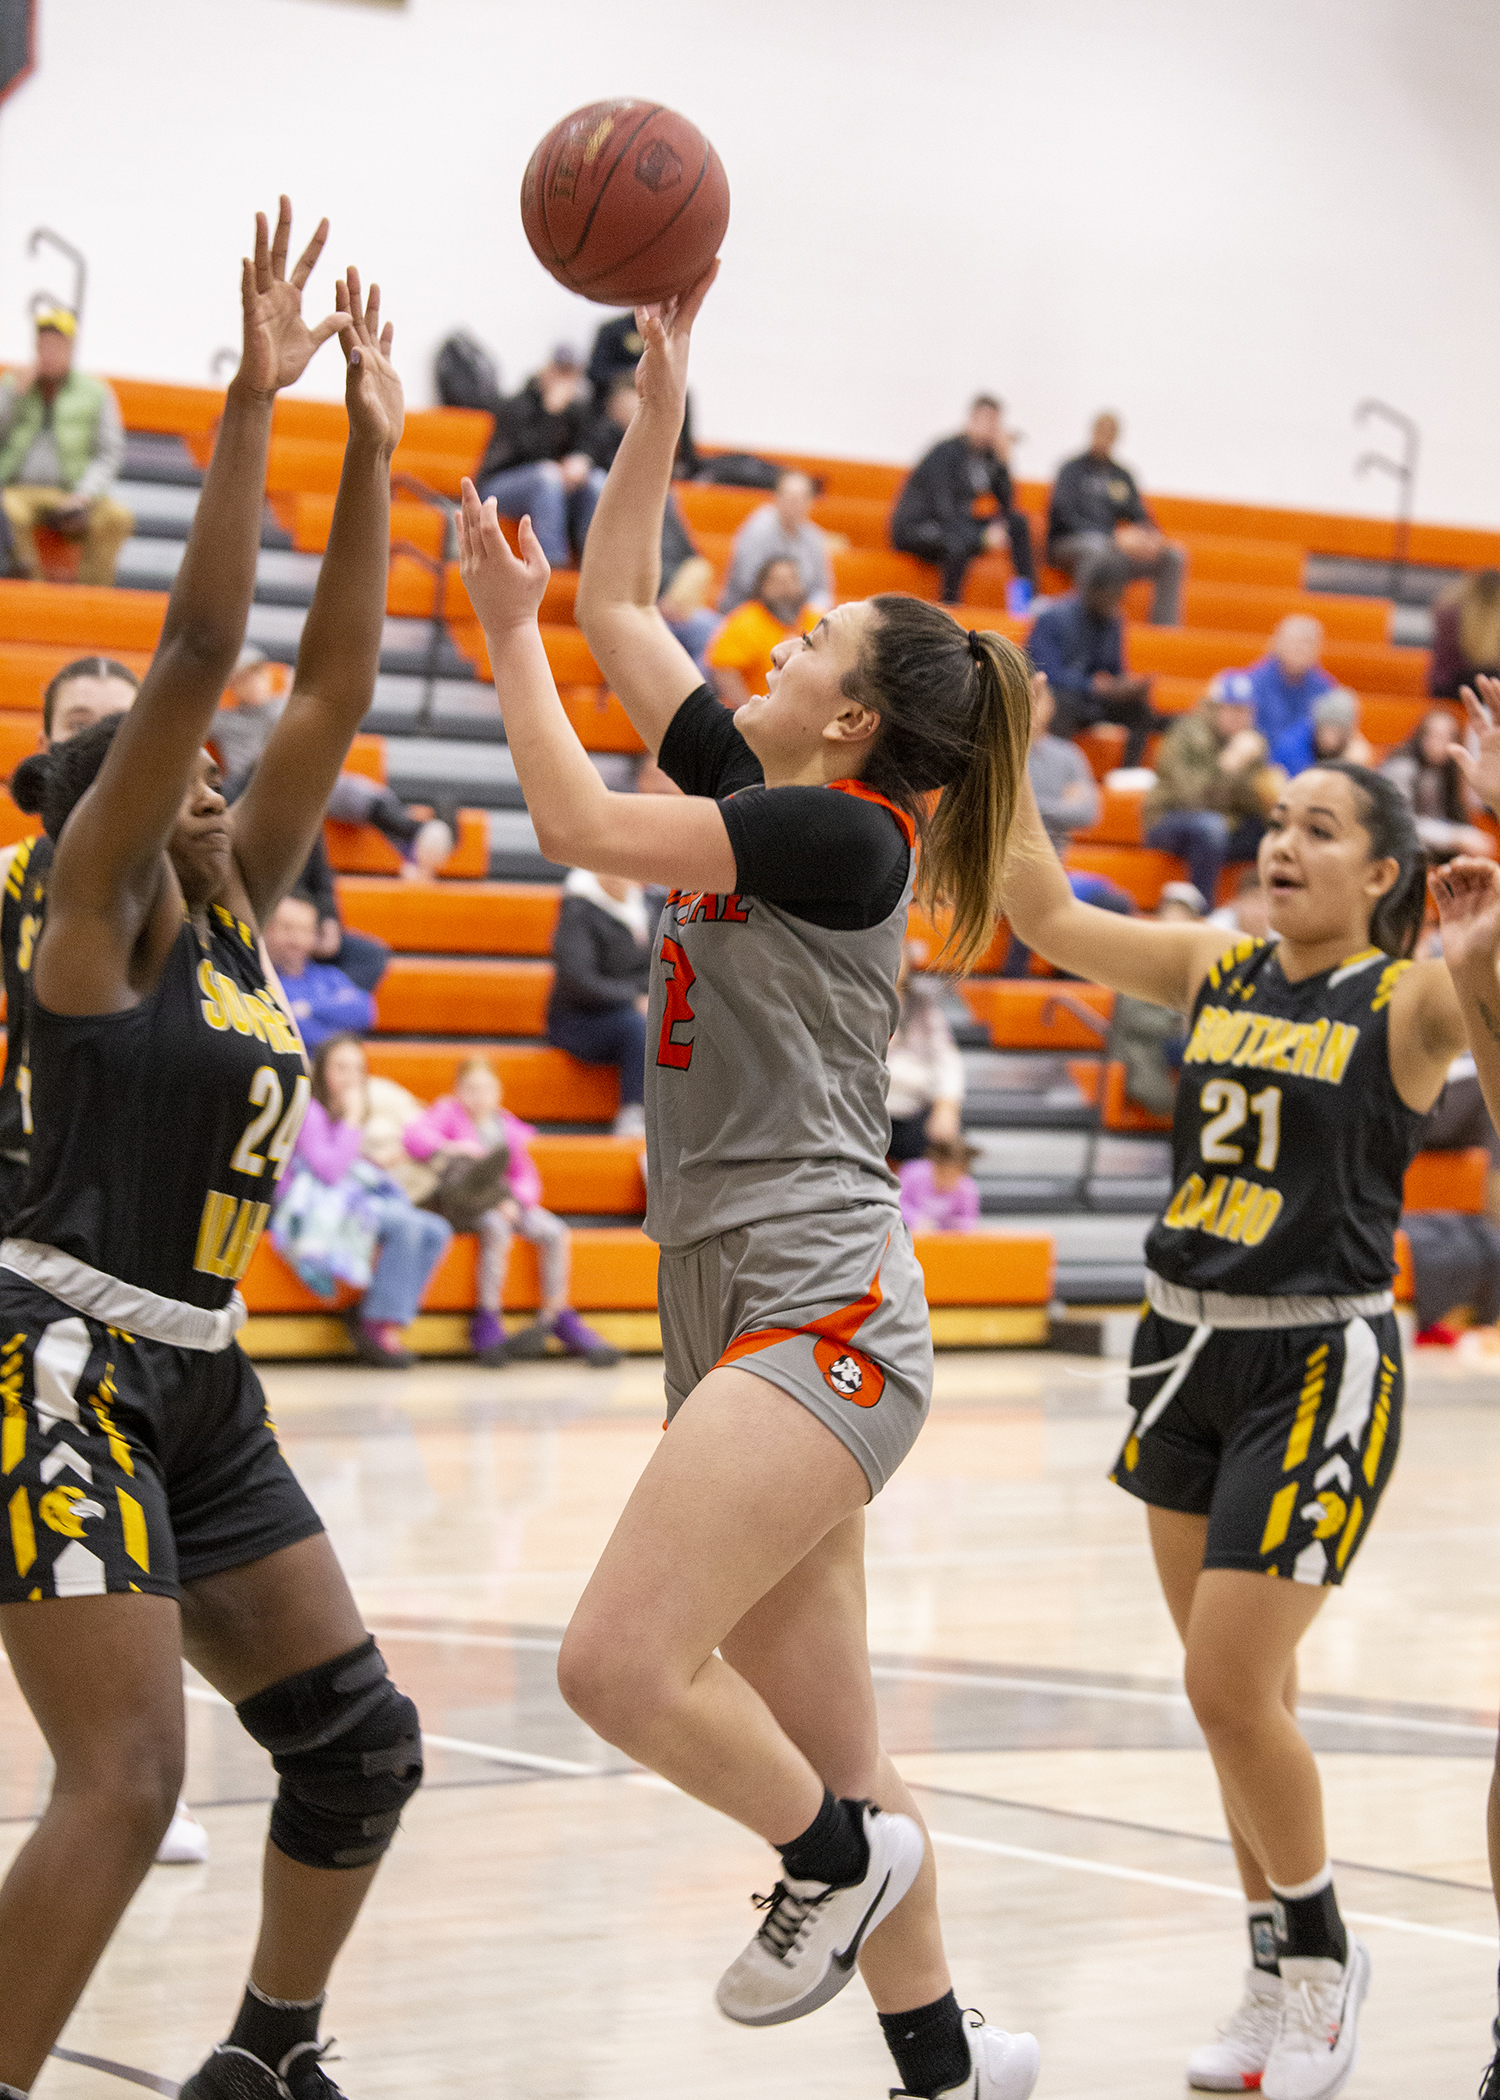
left=121, top=432, right=202, bottom=487
left=236, top=602, right=473, bottom=680
left=1304, top=552, right=1458, bottom=613
left=364, top=674, right=503, bottom=741
left=973, top=1128, right=1170, bottom=1216
left=486, top=808, right=565, bottom=881
left=116, top=479, right=290, bottom=550
left=1015, top=1210, right=1153, bottom=1304
left=1054, top=1262, right=1148, bottom=1304
left=961, top=1048, right=1093, bottom=1129
left=115, top=538, right=320, bottom=601
left=384, top=737, right=632, bottom=811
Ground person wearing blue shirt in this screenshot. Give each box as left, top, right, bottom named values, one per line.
left=263, top=891, right=376, bottom=1050
left=1247, top=616, right=1335, bottom=771
left=1027, top=548, right=1157, bottom=766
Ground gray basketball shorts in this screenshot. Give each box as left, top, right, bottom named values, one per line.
left=656, top=1203, right=933, bottom=1497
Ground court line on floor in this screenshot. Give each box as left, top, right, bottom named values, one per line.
left=49, top=2044, right=177, bottom=2094
left=925, top=1832, right=1496, bottom=1947
left=367, top=1626, right=1500, bottom=1744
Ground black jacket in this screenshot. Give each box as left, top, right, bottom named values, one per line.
left=1046, top=452, right=1150, bottom=557
left=891, top=436, right=1019, bottom=549
left=547, top=895, right=652, bottom=1027
left=477, top=378, right=592, bottom=479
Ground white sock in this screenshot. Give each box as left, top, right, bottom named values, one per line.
left=1, top=2084, right=31, bottom=2097
left=1268, top=1860, right=1334, bottom=1901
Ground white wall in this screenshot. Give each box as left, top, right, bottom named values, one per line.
left=2, top=0, right=1499, bottom=525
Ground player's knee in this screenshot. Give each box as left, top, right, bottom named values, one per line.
left=56, top=1732, right=184, bottom=1850
left=557, top=1613, right=667, bottom=1741
left=1183, top=1648, right=1257, bottom=1746
left=236, top=1637, right=423, bottom=1870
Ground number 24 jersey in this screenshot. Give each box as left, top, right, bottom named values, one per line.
left=1144, top=937, right=1426, bottom=1299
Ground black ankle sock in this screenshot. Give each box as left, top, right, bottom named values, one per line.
left=1270, top=1869, right=1348, bottom=1964
left=1248, top=1901, right=1280, bottom=1974
left=777, top=1788, right=869, bottom=1888
left=879, top=1992, right=970, bottom=2098
left=227, top=1981, right=323, bottom=2073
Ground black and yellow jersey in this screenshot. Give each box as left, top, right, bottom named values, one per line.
left=0, top=834, right=52, bottom=1168
left=11, top=904, right=310, bottom=1310
left=1144, top=936, right=1425, bottom=1299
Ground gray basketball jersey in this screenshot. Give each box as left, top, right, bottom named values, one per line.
left=643, top=782, right=916, bottom=1251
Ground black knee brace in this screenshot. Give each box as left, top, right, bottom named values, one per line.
left=236, top=1637, right=422, bottom=1870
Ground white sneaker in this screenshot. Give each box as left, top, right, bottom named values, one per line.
left=401, top=817, right=453, bottom=879
left=155, top=1799, right=210, bottom=1865
left=891, top=2009, right=1041, bottom=2098
left=1188, top=1968, right=1284, bottom=2089
left=1261, top=1941, right=1370, bottom=2100
left=612, top=1103, right=646, bottom=1138
left=716, top=1804, right=924, bottom=2026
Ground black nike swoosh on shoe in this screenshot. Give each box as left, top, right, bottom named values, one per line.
left=832, top=1870, right=892, bottom=1971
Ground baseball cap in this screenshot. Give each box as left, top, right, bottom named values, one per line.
left=1161, top=881, right=1208, bottom=917
left=34, top=307, right=77, bottom=339
left=1206, top=670, right=1254, bottom=707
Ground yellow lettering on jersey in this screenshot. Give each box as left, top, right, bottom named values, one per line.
left=1162, top=1175, right=1283, bottom=1247
left=1241, top=1187, right=1283, bottom=1245
left=1230, top=1015, right=1275, bottom=1067
left=1314, top=1022, right=1358, bottom=1085
left=1215, top=1178, right=1259, bottom=1244
left=193, top=1190, right=271, bottom=1281
left=199, top=959, right=229, bottom=1031
left=1291, top=1017, right=1329, bottom=1076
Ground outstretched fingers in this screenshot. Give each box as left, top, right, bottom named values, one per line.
left=288, top=212, right=330, bottom=292
left=253, top=212, right=272, bottom=297
left=269, top=195, right=293, bottom=281
left=671, top=257, right=720, bottom=334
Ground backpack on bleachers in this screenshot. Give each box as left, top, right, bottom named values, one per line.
left=694, top=452, right=782, bottom=490
left=435, top=331, right=504, bottom=416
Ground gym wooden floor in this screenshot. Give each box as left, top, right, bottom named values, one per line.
left=5, top=1344, right=1498, bottom=2098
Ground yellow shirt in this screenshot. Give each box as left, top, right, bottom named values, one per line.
left=708, top=601, right=820, bottom=696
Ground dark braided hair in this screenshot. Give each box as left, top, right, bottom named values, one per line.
left=1310, top=761, right=1428, bottom=958
left=11, top=715, right=126, bottom=842
left=842, top=595, right=1032, bottom=971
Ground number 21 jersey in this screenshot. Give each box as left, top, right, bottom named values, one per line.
left=1145, top=937, right=1426, bottom=1298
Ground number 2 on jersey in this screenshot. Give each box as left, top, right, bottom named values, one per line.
left=231, top=1066, right=311, bottom=1178
left=1199, top=1079, right=1281, bottom=1173
left=656, top=937, right=696, bottom=1071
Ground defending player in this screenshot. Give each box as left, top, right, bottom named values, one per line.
left=1420, top=675, right=1500, bottom=2098
left=458, top=269, right=1041, bottom=2100
left=0, top=203, right=420, bottom=2100
left=1001, top=728, right=1490, bottom=2097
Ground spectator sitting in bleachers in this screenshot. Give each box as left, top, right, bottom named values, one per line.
left=585, top=310, right=697, bottom=473
left=403, top=1055, right=620, bottom=1368
left=899, top=1137, right=981, bottom=1235
left=1405, top=1050, right=1500, bottom=1343
left=215, top=644, right=453, bottom=876
left=1144, top=671, right=1279, bottom=907
left=547, top=868, right=653, bottom=1138
left=272, top=1034, right=452, bottom=1369
left=1027, top=549, right=1156, bottom=766
left=1208, top=867, right=1272, bottom=939
left=886, top=947, right=965, bottom=1163
left=707, top=556, right=818, bottom=708
left=719, top=471, right=833, bottom=614
left=1000, top=670, right=1133, bottom=977
left=1380, top=707, right=1494, bottom=861
left=1272, top=683, right=1376, bottom=776
left=584, top=374, right=717, bottom=670
left=1113, top=884, right=1205, bottom=1115
left=1429, top=568, right=1500, bottom=700
left=1246, top=615, right=1335, bottom=769
left=1046, top=412, right=1184, bottom=626
left=263, top=891, right=376, bottom=1050
left=0, top=308, right=134, bottom=585
left=295, top=827, right=389, bottom=995
left=890, top=395, right=1034, bottom=606
left=475, top=343, right=604, bottom=568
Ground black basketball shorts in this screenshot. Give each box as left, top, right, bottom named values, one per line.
left=1110, top=1308, right=1404, bottom=1586
left=0, top=1275, right=323, bottom=1604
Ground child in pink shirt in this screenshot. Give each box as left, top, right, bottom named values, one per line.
left=403, top=1057, right=619, bottom=1366
left=898, top=1138, right=982, bottom=1235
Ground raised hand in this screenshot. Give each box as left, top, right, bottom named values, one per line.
left=336, top=266, right=404, bottom=456
left=1450, top=674, right=1500, bottom=814
left=456, top=479, right=549, bottom=637
left=1430, top=855, right=1500, bottom=980
left=236, top=197, right=352, bottom=400
left=632, top=259, right=719, bottom=422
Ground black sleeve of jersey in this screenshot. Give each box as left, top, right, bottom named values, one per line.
left=720, top=787, right=911, bottom=931
left=657, top=685, right=764, bottom=799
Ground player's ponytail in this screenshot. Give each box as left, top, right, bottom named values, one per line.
left=846, top=597, right=1032, bottom=971
left=11, top=715, right=126, bottom=842
left=1316, top=761, right=1427, bottom=959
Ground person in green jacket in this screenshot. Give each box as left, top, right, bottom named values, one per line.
left=1144, top=671, right=1282, bottom=905
left=0, top=307, right=134, bottom=585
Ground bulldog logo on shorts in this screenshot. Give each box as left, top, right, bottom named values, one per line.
left=814, top=1336, right=885, bottom=1408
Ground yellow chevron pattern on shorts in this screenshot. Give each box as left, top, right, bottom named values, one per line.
left=1363, top=1356, right=1398, bottom=1486
left=8, top=1484, right=35, bottom=1577
left=1283, top=1344, right=1329, bottom=1471
left=1260, top=1481, right=1299, bottom=1556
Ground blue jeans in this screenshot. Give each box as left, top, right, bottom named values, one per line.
left=665, top=606, right=719, bottom=677
left=476, top=460, right=606, bottom=568
left=362, top=1196, right=452, bottom=1325
left=548, top=1004, right=647, bottom=1105
left=1146, top=810, right=1264, bottom=907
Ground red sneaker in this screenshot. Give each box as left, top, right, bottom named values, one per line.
left=1415, top=1321, right=1461, bottom=1348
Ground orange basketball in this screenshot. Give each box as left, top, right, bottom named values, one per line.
left=521, top=99, right=729, bottom=307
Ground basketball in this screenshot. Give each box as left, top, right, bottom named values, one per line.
left=520, top=99, right=730, bottom=306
